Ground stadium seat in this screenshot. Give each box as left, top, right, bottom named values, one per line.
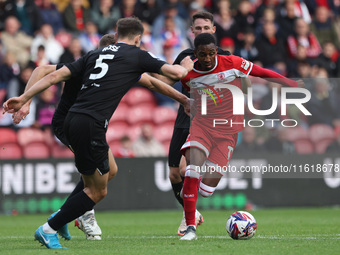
left=23, top=141, right=51, bottom=159
left=285, top=126, right=309, bottom=142
left=126, top=105, right=154, bottom=125
left=127, top=124, right=142, bottom=141
left=294, top=139, right=314, bottom=154
left=125, top=87, right=157, bottom=107
left=152, top=106, right=177, bottom=125
left=51, top=142, right=73, bottom=158
left=110, top=103, right=129, bottom=125
left=108, top=140, right=122, bottom=157
left=0, top=128, right=18, bottom=144
left=154, top=124, right=174, bottom=143
left=17, top=128, right=45, bottom=146
left=106, top=123, right=129, bottom=143
left=0, top=142, right=23, bottom=159
left=309, top=124, right=335, bottom=154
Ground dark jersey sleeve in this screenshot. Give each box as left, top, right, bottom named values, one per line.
left=56, top=63, right=64, bottom=70
left=65, top=55, right=87, bottom=77
left=138, top=50, right=167, bottom=74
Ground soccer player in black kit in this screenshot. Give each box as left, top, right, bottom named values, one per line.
left=3, top=17, right=193, bottom=249
left=12, top=34, right=117, bottom=241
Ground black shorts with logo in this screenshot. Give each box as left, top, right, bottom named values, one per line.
left=64, top=112, right=109, bottom=175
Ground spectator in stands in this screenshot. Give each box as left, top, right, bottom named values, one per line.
left=277, top=0, right=312, bottom=24
left=134, top=0, right=161, bottom=26
left=264, top=128, right=295, bottom=154
left=79, top=21, right=101, bottom=53
left=307, top=76, right=340, bottom=127
left=91, top=0, right=120, bottom=35
left=154, top=15, right=189, bottom=63
left=234, top=27, right=258, bottom=62
left=37, top=0, right=64, bottom=34
left=115, top=136, right=135, bottom=158
left=213, top=0, right=239, bottom=45
left=5, top=0, right=43, bottom=35
left=59, top=37, right=84, bottom=63
left=315, top=41, right=340, bottom=78
left=119, top=0, right=137, bottom=18
left=255, top=20, right=287, bottom=68
left=152, top=3, right=187, bottom=39
left=0, top=52, right=20, bottom=91
left=33, top=45, right=49, bottom=66
left=132, top=124, right=166, bottom=157
left=219, top=36, right=235, bottom=54
left=277, top=0, right=297, bottom=40
left=255, top=7, right=277, bottom=37
left=287, top=44, right=314, bottom=77
left=287, top=18, right=322, bottom=59
left=62, top=0, right=91, bottom=33
left=234, top=126, right=265, bottom=154
left=1, top=16, right=33, bottom=68
left=31, top=24, right=64, bottom=64
left=310, top=5, right=340, bottom=49
left=234, top=0, right=255, bottom=38
left=140, top=21, right=155, bottom=53
left=165, top=0, right=189, bottom=21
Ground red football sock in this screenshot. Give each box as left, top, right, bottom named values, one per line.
left=183, top=168, right=200, bottom=226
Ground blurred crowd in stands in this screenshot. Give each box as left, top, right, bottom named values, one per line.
left=1, top=0, right=340, bottom=158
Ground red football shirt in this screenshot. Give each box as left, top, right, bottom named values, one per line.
left=181, top=54, right=253, bottom=135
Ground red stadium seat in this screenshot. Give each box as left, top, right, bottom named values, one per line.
left=285, top=126, right=309, bottom=142
left=110, top=103, right=129, bottom=125
left=0, top=142, right=23, bottom=159
left=125, top=87, right=157, bottom=107
left=108, top=140, right=122, bottom=157
left=154, top=124, right=174, bottom=143
left=127, top=124, right=142, bottom=141
left=152, top=106, right=177, bottom=125
left=51, top=142, right=74, bottom=158
left=106, top=123, right=129, bottom=143
left=294, top=139, right=314, bottom=154
left=126, top=105, right=154, bottom=125
left=0, top=128, right=18, bottom=144
left=309, top=124, right=335, bottom=154
left=162, top=140, right=171, bottom=155
left=23, top=141, right=51, bottom=159
left=17, top=128, right=45, bottom=146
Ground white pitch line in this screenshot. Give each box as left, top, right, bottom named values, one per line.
left=1, top=235, right=340, bottom=240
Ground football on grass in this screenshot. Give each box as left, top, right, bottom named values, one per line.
left=226, top=211, right=257, bottom=240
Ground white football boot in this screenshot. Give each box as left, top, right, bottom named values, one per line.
left=180, top=226, right=197, bottom=240
left=75, top=210, right=102, bottom=240
left=177, top=210, right=204, bottom=236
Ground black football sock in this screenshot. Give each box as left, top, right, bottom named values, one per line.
left=48, top=191, right=95, bottom=230
left=64, top=177, right=84, bottom=202
left=172, top=181, right=184, bottom=207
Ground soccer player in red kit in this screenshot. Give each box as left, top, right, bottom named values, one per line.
left=179, top=33, right=304, bottom=240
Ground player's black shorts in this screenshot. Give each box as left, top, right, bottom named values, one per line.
left=168, top=127, right=189, bottom=167
left=51, top=113, right=69, bottom=147
left=64, top=112, right=110, bottom=175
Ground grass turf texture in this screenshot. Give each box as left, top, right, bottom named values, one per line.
left=0, top=208, right=339, bottom=255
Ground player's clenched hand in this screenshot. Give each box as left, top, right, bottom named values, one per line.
left=2, top=96, right=25, bottom=115
left=180, top=56, right=194, bottom=72
left=297, top=79, right=305, bottom=88
left=183, top=98, right=195, bottom=118
left=12, top=102, right=30, bottom=124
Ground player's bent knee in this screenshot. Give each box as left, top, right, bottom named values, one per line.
left=199, top=181, right=216, bottom=197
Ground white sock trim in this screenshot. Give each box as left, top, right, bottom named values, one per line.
left=42, top=222, right=57, bottom=234
left=199, top=182, right=216, bottom=197
left=185, top=167, right=200, bottom=179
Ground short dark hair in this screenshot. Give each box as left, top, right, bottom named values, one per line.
left=99, top=34, right=116, bottom=47
left=117, top=17, right=144, bottom=40
left=194, top=33, right=216, bottom=49
left=192, top=11, right=214, bottom=25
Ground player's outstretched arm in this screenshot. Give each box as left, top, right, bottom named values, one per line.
left=3, top=66, right=71, bottom=115
left=12, top=65, right=57, bottom=124
left=249, top=64, right=305, bottom=88
left=159, top=56, right=193, bottom=81
left=138, top=73, right=191, bottom=116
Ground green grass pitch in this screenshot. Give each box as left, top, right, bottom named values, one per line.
left=0, top=208, right=339, bottom=255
